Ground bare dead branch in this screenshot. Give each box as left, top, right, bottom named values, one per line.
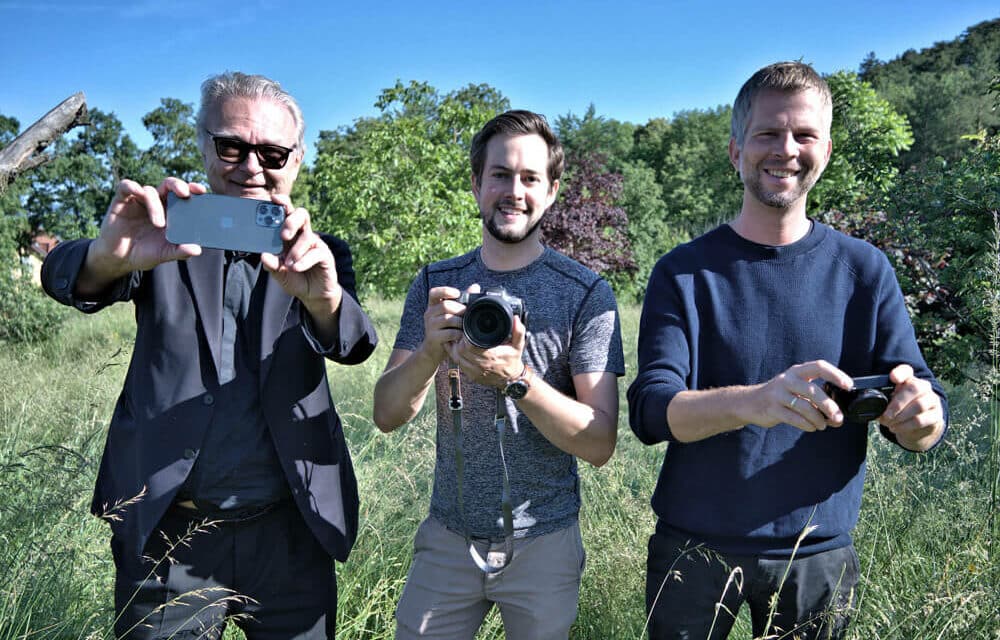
left=0, top=92, right=88, bottom=192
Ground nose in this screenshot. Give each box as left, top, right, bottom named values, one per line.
left=510, top=176, right=526, bottom=199
left=239, top=148, right=263, bottom=173
left=772, top=131, right=797, bottom=158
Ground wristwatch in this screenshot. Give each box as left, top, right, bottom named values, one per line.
left=502, top=364, right=533, bottom=400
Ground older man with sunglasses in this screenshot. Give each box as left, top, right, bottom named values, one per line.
left=41, top=72, right=377, bottom=639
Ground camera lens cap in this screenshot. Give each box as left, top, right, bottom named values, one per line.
left=847, top=389, right=889, bottom=423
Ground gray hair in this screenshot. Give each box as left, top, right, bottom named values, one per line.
left=196, top=71, right=305, bottom=151
left=731, top=61, right=832, bottom=147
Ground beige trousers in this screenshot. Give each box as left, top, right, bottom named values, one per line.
left=395, top=516, right=586, bottom=640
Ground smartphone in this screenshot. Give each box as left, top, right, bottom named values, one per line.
left=165, top=192, right=285, bottom=254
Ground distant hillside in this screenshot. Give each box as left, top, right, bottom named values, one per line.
left=860, top=18, right=1000, bottom=165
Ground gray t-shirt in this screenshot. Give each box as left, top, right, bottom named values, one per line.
left=394, top=247, right=625, bottom=540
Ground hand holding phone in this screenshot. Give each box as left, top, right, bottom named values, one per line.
left=166, top=192, right=285, bottom=254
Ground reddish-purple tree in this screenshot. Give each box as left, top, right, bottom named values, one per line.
left=541, top=151, right=636, bottom=279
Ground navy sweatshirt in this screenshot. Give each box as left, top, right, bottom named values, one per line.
left=627, top=222, right=948, bottom=557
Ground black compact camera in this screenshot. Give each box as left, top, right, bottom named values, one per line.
left=459, top=287, right=527, bottom=349
left=823, top=375, right=896, bottom=423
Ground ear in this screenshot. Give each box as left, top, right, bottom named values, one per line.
left=545, top=178, right=560, bottom=209
left=728, top=137, right=741, bottom=175
left=470, top=172, right=480, bottom=199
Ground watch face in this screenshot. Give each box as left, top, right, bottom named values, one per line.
left=505, top=380, right=529, bottom=400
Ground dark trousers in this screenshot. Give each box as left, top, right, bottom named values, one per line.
left=112, top=500, right=337, bottom=640
left=645, top=528, right=858, bottom=640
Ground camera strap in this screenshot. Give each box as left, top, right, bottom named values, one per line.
left=448, top=365, right=515, bottom=573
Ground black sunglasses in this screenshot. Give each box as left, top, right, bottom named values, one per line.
left=205, top=129, right=296, bottom=169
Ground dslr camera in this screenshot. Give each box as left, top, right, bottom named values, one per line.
left=823, top=375, right=896, bottom=423
left=458, top=287, right=527, bottom=349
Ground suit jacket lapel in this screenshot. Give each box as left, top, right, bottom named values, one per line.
left=183, top=250, right=225, bottom=379
left=259, top=272, right=293, bottom=385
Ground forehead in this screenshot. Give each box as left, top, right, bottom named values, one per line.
left=484, top=133, right=550, bottom=171
left=205, top=96, right=297, bottom=143
left=747, top=88, right=831, bottom=131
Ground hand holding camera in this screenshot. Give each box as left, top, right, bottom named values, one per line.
left=873, top=364, right=947, bottom=451
left=435, top=285, right=528, bottom=391
left=771, top=362, right=944, bottom=450
left=822, top=375, right=896, bottom=423
left=458, top=287, right=527, bottom=349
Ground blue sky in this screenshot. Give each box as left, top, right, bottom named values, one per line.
left=2, top=1, right=997, bottom=164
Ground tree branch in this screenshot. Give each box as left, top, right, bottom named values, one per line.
left=0, top=92, right=87, bottom=193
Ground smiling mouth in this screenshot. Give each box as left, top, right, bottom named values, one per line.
left=765, top=169, right=798, bottom=178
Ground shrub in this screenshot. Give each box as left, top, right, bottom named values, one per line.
left=0, top=217, right=69, bottom=344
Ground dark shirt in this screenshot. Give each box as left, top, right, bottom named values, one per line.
left=179, top=252, right=289, bottom=510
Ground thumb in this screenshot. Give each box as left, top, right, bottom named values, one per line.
left=260, top=252, right=281, bottom=273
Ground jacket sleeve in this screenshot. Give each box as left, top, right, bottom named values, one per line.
left=40, top=238, right=140, bottom=312
left=299, top=234, right=378, bottom=365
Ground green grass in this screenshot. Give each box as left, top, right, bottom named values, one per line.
left=1, top=299, right=997, bottom=639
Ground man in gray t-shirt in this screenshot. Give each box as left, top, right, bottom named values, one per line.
left=374, top=110, right=624, bottom=640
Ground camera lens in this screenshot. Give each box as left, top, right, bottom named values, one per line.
left=463, top=298, right=513, bottom=349
left=846, top=389, right=889, bottom=423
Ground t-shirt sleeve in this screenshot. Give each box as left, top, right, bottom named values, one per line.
left=393, top=268, right=430, bottom=352
left=571, top=278, right=625, bottom=377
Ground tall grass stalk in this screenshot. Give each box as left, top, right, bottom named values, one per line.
left=1, top=299, right=997, bottom=639
left=988, top=210, right=1000, bottom=589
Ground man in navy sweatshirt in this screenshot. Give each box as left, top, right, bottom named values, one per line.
left=627, top=61, right=947, bottom=640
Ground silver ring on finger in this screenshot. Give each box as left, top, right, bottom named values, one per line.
left=789, top=396, right=799, bottom=409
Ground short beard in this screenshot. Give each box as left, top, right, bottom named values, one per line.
left=744, top=168, right=821, bottom=210
left=484, top=209, right=546, bottom=244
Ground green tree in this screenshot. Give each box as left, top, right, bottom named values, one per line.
left=24, top=109, right=150, bottom=241
left=881, top=131, right=999, bottom=392
left=142, top=97, right=205, bottom=184
left=0, top=113, right=70, bottom=343
left=810, top=71, right=913, bottom=214
left=310, top=81, right=509, bottom=296
left=861, top=19, right=1000, bottom=165
left=554, top=106, right=672, bottom=300
left=555, top=105, right=636, bottom=170
left=652, top=107, right=742, bottom=235
left=616, top=159, right=678, bottom=301
left=0, top=115, right=24, bottom=216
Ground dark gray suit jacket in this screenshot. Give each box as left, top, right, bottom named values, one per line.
left=42, top=235, right=377, bottom=563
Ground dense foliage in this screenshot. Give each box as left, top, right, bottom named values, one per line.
left=0, top=100, right=201, bottom=344
left=1, top=18, right=997, bottom=382
left=0, top=116, right=70, bottom=342
left=540, top=150, right=636, bottom=284
left=861, top=18, right=1000, bottom=165
left=811, top=71, right=913, bottom=213
left=845, top=132, right=999, bottom=396
left=309, top=81, right=501, bottom=296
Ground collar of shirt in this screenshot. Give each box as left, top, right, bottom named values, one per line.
left=226, top=250, right=261, bottom=267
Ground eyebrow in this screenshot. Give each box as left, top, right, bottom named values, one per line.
left=487, top=164, right=542, bottom=175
